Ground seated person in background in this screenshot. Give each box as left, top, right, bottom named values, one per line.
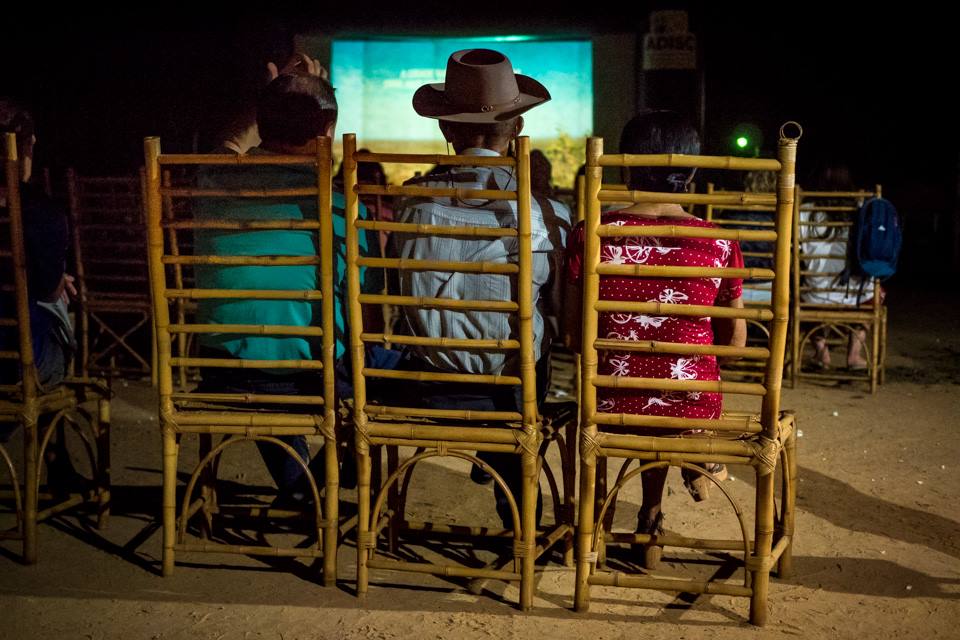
left=389, top=49, right=572, bottom=528
left=195, top=75, right=385, bottom=503
left=212, top=50, right=326, bottom=155
left=799, top=163, right=873, bottom=370
left=0, top=99, right=79, bottom=485
left=530, top=149, right=555, bottom=200
left=563, top=111, right=746, bottom=563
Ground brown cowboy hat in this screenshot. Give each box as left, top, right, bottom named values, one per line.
left=412, top=49, right=551, bottom=123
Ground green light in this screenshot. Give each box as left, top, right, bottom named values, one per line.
left=736, top=136, right=749, bottom=149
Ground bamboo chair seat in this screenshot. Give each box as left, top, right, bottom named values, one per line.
left=143, top=137, right=341, bottom=583
left=790, top=186, right=885, bottom=392
left=1, top=134, right=111, bottom=564
left=574, top=127, right=801, bottom=626
left=67, top=169, right=155, bottom=378
left=344, top=135, right=577, bottom=611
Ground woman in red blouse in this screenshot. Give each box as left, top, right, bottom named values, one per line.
left=565, top=111, right=747, bottom=564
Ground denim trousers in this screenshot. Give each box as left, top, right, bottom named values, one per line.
left=196, top=345, right=403, bottom=495
left=382, top=354, right=550, bottom=527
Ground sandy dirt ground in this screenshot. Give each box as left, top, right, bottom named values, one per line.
left=2, top=287, right=959, bottom=639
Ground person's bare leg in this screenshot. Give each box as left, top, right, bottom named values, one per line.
left=638, top=466, right=668, bottom=521
left=813, top=333, right=831, bottom=369
left=847, top=327, right=868, bottom=369
left=637, top=467, right=668, bottom=568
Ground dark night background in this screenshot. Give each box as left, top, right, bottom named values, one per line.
left=2, top=3, right=955, bottom=279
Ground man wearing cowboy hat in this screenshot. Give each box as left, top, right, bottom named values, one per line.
left=390, top=49, right=571, bottom=529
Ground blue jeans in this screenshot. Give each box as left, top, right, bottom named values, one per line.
left=196, top=345, right=402, bottom=496
left=382, top=354, right=550, bottom=528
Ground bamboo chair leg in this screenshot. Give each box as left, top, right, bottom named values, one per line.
left=519, top=449, right=537, bottom=612
left=386, top=445, right=400, bottom=554
left=574, top=451, right=598, bottom=612
left=790, top=318, right=801, bottom=388
left=198, top=434, right=215, bottom=539
left=870, top=322, right=880, bottom=395
left=150, top=320, right=158, bottom=387
left=595, top=457, right=608, bottom=567
left=23, top=410, right=39, bottom=564
left=323, top=428, right=339, bottom=586
left=356, top=440, right=372, bottom=601
left=96, top=397, right=111, bottom=529
left=777, top=429, right=798, bottom=579
left=750, top=469, right=776, bottom=626
left=562, top=420, right=577, bottom=567
left=879, top=308, right=888, bottom=385
left=161, top=428, right=179, bottom=577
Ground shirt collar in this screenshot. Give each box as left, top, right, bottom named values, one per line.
left=461, top=147, right=503, bottom=157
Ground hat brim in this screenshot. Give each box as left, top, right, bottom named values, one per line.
left=412, top=74, right=551, bottom=123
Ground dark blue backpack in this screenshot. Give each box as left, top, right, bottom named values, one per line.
left=846, top=197, right=902, bottom=281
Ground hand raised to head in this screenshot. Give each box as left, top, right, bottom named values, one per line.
left=267, top=54, right=328, bottom=81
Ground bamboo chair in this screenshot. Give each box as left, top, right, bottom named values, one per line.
left=143, top=137, right=340, bottom=582
left=343, top=134, right=576, bottom=611
left=705, top=183, right=781, bottom=382
left=1, top=133, right=111, bottom=563
left=574, top=125, right=801, bottom=626
left=790, top=185, right=885, bottom=393
left=67, top=169, right=154, bottom=378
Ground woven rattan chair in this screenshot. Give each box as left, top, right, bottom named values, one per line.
left=790, top=186, right=885, bottom=392
left=343, top=134, right=576, bottom=611
left=66, top=169, right=154, bottom=378
left=143, top=137, right=341, bottom=582
left=1, top=133, right=111, bottom=563
left=573, top=125, right=801, bottom=626
left=705, top=183, right=780, bottom=382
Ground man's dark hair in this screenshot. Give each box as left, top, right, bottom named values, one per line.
left=619, top=110, right=700, bottom=193
left=439, top=118, right=520, bottom=153
left=257, top=75, right=338, bottom=147
left=0, top=98, right=35, bottom=158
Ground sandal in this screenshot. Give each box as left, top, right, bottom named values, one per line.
left=681, top=463, right=728, bottom=502
left=633, top=510, right=665, bottom=569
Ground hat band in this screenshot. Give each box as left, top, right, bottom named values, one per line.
left=449, top=94, right=522, bottom=113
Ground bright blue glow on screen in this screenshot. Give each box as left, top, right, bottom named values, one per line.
left=331, top=38, right=593, bottom=143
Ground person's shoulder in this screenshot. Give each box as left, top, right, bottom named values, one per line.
left=20, top=184, right=67, bottom=222
left=532, top=195, right=572, bottom=229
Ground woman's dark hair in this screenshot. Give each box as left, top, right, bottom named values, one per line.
left=619, top=110, right=700, bottom=193
left=257, top=75, right=338, bottom=147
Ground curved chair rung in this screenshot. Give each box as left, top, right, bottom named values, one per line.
left=589, top=459, right=752, bottom=585
left=395, top=446, right=428, bottom=526
left=0, top=442, right=23, bottom=532
left=35, top=409, right=97, bottom=489
left=367, top=449, right=522, bottom=563
left=539, top=456, right=562, bottom=528
left=177, top=435, right=324, bottom=545
left=601, top=457, right=637, bottom=529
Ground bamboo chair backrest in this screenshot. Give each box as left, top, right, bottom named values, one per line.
left=705, top=182, right=777, bottom=307
left=142, top=137, right=337, bottom=425
left=792, top=185, right=882, bottom=311
left=342, top=133, right=539, bottom=430
left=0, top=133, right=39, bottom=400
left=581, top=126, right=800, bottom=440
left=66, top=170, right=149, bottom=302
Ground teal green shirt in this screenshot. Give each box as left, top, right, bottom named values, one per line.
left=194, top=151, right=379, bottom=364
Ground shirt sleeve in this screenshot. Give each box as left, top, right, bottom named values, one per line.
left=564, top=221, right=586, bottom=284
left=716, top=240, right=744, bottom=304
left=356, top=200, right=384, bottom=295
left=23, top=191, right=68, bottom=300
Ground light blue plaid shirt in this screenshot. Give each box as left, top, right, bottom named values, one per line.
left=392, top=148, right=571, bottom=375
